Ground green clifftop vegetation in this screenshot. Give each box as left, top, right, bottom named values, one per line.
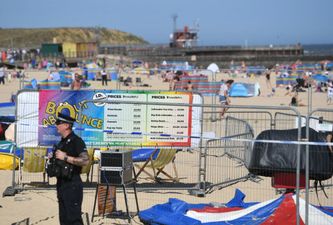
left=0, top=27, right=148, bottom=49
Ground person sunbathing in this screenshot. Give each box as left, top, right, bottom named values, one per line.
left=289, top=92, right=306, bottom=107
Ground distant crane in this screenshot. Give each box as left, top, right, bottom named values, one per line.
left=169, top=15, right=199, bottom=48
left=172, top=13, right=178, bottom=32
left=192, top=18, right=200, bottom=34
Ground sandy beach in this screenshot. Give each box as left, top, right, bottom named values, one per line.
left=0, top=69, right=331, bottom=225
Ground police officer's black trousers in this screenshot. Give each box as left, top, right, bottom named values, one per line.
left=57, top=175, right=83, bottom=225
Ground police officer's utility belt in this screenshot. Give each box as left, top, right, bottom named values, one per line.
left=46, top=158, right=74, bottom=180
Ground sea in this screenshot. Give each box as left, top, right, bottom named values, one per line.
left=302, top=44, right=333, bottom=56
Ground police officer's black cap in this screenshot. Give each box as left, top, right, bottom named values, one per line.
left=55, top=112, right=75, bottom=125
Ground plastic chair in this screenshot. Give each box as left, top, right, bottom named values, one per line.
left=133, top=148, right=179, bottom=182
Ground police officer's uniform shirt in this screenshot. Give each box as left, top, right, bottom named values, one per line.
left=58, top=131, right=87, bottom=175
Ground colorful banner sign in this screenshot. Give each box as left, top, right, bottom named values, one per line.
left=34, top=90, right=201, bottom=147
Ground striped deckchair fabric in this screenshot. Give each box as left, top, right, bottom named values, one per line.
left=23, top=148, right=47, bottom=173
left=133, top=148, right=179, bottom=182
left=174, top=75, right=222, bottom=96
left=38, top=79, right=61, bottom=90
left=275, top=73, right=299, bottom=86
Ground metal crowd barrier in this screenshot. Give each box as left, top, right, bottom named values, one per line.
left=6, top=92, right=333, bottom=224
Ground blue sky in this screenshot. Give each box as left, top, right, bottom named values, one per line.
left=0, top=0, right=332, bottom=46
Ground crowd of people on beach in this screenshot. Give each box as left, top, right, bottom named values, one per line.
left=0, top=66, right=26, bottom=85
left=1, top=55, right=333, bottom=109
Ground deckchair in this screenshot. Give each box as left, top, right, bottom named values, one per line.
left=23, top=147, right=48, bottom=183
left=23, top=148, right=47, bottom=173
left=133, top=148, right=179, bottom=182
left=81, top=148, right=95, bottom=183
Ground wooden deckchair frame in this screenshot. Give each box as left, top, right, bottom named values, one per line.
left=134, top=147, right=179, bottom=182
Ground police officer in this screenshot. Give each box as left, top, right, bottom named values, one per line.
left=54, top=112, right=89, bottom=225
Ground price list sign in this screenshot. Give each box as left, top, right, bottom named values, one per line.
left=146, top=93, right=191, bottom=146
left=103, top=92, right=193, bottom=146
left=104, top=93, right=147, bottom=145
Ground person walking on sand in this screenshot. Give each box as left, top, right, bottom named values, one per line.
left=219, top=79, right=234, bottom=118
left=265, top=69, right=272, bottom=90
left=101, top=69, right=108, bottom=86
left=0, top=66, right=6, bottom=85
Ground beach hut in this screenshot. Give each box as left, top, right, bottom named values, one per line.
left=62, top=42, right=77, bottom=58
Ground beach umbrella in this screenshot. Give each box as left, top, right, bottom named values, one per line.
left=207, top=63, right=220, bottom=73
left=312, top=74, right=329, bottom=82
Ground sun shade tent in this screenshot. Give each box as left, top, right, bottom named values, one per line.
left=228, top=82, right=260, bottom=97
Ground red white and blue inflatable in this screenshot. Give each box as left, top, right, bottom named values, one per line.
left=139, top=189, right=333, bottom=225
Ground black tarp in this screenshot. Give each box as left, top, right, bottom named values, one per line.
left=247, top=127, right=333, bottom=181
